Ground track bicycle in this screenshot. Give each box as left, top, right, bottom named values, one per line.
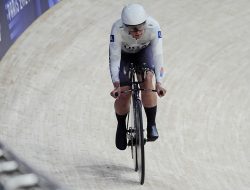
left=115, top=63, right=163, bottom=185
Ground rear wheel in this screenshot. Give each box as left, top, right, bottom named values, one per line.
left=130, top=127, right=138, bottom=171
left=129, top=104, right=138, bottom=172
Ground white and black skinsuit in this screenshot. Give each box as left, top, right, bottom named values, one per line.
left=109, top=16, right=165, bottom=85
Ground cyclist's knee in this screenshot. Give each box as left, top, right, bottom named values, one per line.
left=115, top=95, right=131, bottom=110
left=119, top=93, right=131, bottom=102
left=117, top=86, right=131, bottom=102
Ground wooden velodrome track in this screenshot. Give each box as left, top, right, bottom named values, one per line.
left=0, top=0, right=250, bottom=189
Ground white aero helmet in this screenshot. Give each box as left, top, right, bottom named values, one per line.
left=121, top=4, right=147, bottom=26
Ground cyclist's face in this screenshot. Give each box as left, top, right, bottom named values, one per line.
left=129, top=29, right=144, bottom=40
left=125, top=22, right=145, bottom=40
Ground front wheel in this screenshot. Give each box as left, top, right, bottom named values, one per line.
left=135, top=99, right=145, bottom=185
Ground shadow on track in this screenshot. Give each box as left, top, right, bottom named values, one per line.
left=76, top=164, right=139, bottom=185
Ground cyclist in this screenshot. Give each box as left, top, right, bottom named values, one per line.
left=109, top=3, right=166, bottom=150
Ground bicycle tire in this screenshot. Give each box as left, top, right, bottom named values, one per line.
left=135, top=99, right=145, bottom=185
left=129, top=101, right=138, bottom=172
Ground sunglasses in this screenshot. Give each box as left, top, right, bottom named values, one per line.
left=124, top=21, right=146, bottom=32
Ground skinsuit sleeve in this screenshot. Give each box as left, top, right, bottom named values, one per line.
left=109, top=21, right=122, bottom=84
left=151, top=21, right=164, bottom=83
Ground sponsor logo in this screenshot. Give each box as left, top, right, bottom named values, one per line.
left=110, top=35, right=114, bottom=42
left=123, top=42, right=150, bottom=51
left=158, top=31, right=162, bottom=38
left=5, top=0, right=31, bottom=22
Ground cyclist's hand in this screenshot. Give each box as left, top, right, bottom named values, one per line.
left=110, top=86, right=121, bottom=99
left=111, top=82, right=121, bottom=98
left=156, top=83, right=166, bottom=97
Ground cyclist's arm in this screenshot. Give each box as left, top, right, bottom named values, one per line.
left=109, top=21, right=122, bottom=87
left=151, top=22, right=165, bottom=85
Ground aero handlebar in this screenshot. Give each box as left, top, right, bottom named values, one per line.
left=114, top=89, right=164, bottom=98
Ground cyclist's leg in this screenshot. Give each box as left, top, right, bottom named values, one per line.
left=115, top=87, right=131, bottom=150
left=114, top=85, right=131, bottom=114
left=114, top=52, right=132, bottom=150
left=137, top=45, right=159, bottom=141
left=140, top=72, right=159, bottom=141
